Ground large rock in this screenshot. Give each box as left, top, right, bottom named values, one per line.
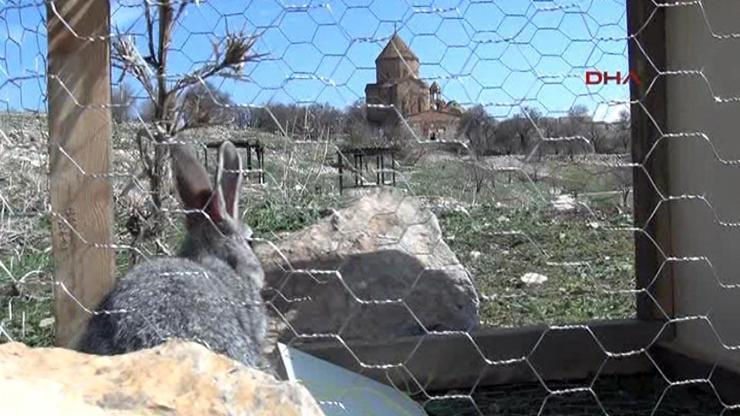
left=0, top=341, right=324, bottom=416
left=255, top=189, right=480, bottom=342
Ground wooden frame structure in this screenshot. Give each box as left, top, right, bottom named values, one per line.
left=47, top=0, right=115, bottom=347
left=203, top=139, right=265, bottom=185
left=336, top=146, right=397, bottom=193
left=46, top=0, right=717, bottom=397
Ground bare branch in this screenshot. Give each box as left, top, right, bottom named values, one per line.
left=171, top=32, right=264, bottom=94
left=143, top=0, right=158, bottom=68
left=136, top=128, right=155, bottom=180
left=173, top=0, right=191, bottom=23
left=112, top=36, right=157, bottom=102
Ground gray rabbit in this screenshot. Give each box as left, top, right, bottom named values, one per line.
left=75, top=141, right=267, bottom=368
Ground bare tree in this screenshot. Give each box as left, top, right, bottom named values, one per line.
left=179, top=81, right=236, bottom=127
left=112, top=0, right=263, bottom=245
left=249, top=102, right=346, bottom=140
left=617, top=109, right=631, bottom=151
left=514, top=106, right=543, bottom=161
left=561, top=105, right=595, bottom=159
left=567, top=104, right=589, bottom=119
left=457, top=105, right=497, bottom=200
left=343, top=100, right=377, bottom=146
left=111, top=83, right=135, bottom=123
left=458, top=104, right=497, bottom=155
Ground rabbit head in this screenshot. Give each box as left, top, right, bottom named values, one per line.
left=170, top=141, right=263, bottom=283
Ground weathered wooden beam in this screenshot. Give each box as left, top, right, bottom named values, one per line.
left=46, top=0, right=115, bottom=347
left=627, top=0, right=674, bottom=322
left=287, top=320, right=666, bottom=392
left=651, top=343, right=740, bottom=405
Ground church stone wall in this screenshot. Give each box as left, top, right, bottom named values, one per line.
left=365, top=33, right=462, bottom=139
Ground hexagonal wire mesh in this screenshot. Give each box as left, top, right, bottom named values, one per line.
left=2, top=0, right=740, bottom=414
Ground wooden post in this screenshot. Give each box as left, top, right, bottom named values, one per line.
left=246, top=142, right=253, bottom=181
left=257, top=142, right=264, bottom=185
left=376, top=154, right=380, bottom=186
left=359, top=151, right=364, bottom=186
left=46, top=0, right=115, bottom=347
left=391, top=151, right=396, bottom=186
left=627, top=0, right=673, bottom=322
left=380, top=152, right=386, bottom=185
left=352, top=150, right=360, bottom=187
left=337, top=150, right=344, bottom=194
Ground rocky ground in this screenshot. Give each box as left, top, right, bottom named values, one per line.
left=0, top=340, right=324, bottom=416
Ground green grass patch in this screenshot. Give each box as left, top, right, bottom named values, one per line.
left=439, top=203, right=635, bottom=327
left=405, top=159, right=552, bottom=206
left=0, top=251, right=55, bottom=347
left=245, top=192, right=340, bottom=237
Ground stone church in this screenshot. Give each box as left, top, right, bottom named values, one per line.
left=365, top=33, right=463, bottom=141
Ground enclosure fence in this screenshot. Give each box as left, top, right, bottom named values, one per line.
left=2, top=0, right=740, bottom=414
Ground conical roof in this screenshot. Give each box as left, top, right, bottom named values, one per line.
left=376, top=33, right=418, bottom=62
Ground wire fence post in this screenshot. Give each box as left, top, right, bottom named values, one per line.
left=46, top=0, right=115, bottom=347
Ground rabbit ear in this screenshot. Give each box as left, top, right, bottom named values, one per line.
left=216, top=141, right=242, bottom=220
left=170, top=143, right=224, bottom=224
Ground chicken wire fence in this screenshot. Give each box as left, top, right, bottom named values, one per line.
left=1, top=0, right=739, bottom=415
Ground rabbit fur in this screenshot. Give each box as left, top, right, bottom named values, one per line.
left=75, top=141, right=267, bottom=368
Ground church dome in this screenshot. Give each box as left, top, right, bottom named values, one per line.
left=376, top=33, right=418, bottom=62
